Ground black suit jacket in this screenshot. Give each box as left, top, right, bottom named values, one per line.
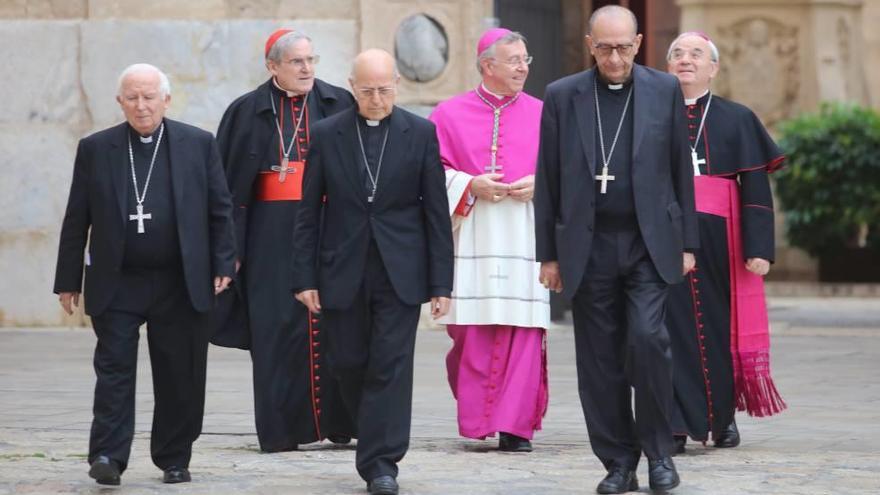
left=534, top=65, right=699, bottom=300
left=53, top=119, right=236, bottom=315
left=291, top=106, right=454, bottom=309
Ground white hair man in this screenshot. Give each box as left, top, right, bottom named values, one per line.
left=54, top=63, right=235, bottom=485
left=664, top=30, right=786, bottom=456
left=209, top=28, right=357, bottom=453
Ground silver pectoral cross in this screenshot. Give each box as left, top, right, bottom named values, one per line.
left=596, top=166, right=616, bottom=194
left=129, top=203, right=152, bottom=234
left=271, top=157, right=297, bottom=182
left=691, top=150, right=705, bottom=176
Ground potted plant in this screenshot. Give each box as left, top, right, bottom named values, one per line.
left=776, top=103, right=880, bottom=282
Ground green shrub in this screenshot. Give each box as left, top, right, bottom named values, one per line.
left=776, top=103, right=880, bottom=256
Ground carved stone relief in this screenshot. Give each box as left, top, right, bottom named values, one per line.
left=715, top=17, right=799, bottom=127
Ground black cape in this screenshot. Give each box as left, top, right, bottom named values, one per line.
left=210, top=78, right=356, bottom=450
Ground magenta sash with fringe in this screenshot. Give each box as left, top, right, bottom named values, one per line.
left=694, top=176, right=786, bottom=417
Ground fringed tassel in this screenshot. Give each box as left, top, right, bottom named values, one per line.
left=734, top=351, right=787, bottom=417
left=735, top=374, right=787, bottom=417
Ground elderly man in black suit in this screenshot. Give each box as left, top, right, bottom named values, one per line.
left=54, top=63, right=235, bottom=486
left=534, top=6, right=698, bottom=494
left=292, top=49, right=454, bottom=495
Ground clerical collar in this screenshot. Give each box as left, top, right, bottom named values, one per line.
left=358, top=113, right=390, bottom=128
left=685, top=89, right=710, bottom=106
left=596, top=73, right=633, bottom=91
left=272, top=78, right=306, bottom=98
left=130, top=122, right=162, bottom=144
left=479, top=83, right=516, bottom=101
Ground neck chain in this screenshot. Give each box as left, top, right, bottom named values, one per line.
left=127, top=123, right=164, bottom=233
left=688, top=93, right=713, bottom=176
left=475, top=87, right=519, bottom=174
left=270, top=91, right=309, bottom=162
left=594, top=81, right=633, bottom=172
left=355, top=116, right=390, bottom=203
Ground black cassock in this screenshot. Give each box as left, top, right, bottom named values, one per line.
left=211, top=78, right=356, bottom=451
left=666, top=92, right=783, bottom=441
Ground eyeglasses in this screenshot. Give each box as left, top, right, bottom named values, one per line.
left=283, top=55, right=320, bottom=69
left=592, top=43, right=636, bottom=57
left=491, top=55, right=534, bottom=67
left=355, top=86, right=396, bottom=98
left=669, top=48, right=708, bottom=62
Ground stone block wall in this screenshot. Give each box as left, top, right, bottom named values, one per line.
left=0, top=0, right=491, bottom=326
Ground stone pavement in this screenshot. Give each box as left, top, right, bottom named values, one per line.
left=1, top=297, right=878, bottom=494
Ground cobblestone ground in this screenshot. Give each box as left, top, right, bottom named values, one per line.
left=1, top=297, right=878, bottom=494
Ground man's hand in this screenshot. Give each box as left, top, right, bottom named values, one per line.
left=214, top=276, right=232, bottom=295
left=508, top=174, right=535, bottom=202
left=431, top=296, right=451, bottom=319
left=745, top=257, right=770, bottom=276
left=683, top=252, right=696, bottom=275
left=59, top=292, right=80, bottom=316
left=539, top=261, right=563, bottom=293
left=296, top=289, right=322, bottom=314
left=470, top=173, right=509, bottom=203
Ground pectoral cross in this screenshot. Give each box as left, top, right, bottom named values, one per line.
left=271, top=157, right=297, bottom=182
left=489, top=265, right=509, bottom=287
left=484, top=153, right=502, bottom=174
left=595, top=166, right=616, bottom=194
left=129, top=203, right=152, bottom=234
left=690, top=150, right=705, bottom=176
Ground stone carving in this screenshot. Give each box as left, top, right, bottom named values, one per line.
left=716, top=17, right=799, bottom=127
left=394, top=14, right=449, bottom=82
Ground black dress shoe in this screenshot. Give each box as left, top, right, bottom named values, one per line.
left=714, top=420, right=741, bottom=448
left=327, top=434, right=352, bottom=445
left=648, top=457, right=680, bottom=492
left=367, top=475, right=399, bottom=495
left=498, top=432, right=533, bottom=452
left=673, top=435, right=687, bottom=456
left=162, top=466, right=191, bottom=484
left=88, top=455, right=121, bottom=486
left=596, top=467, right=638, bottom=494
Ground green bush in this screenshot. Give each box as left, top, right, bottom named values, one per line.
left=776, top=103, right=880, bottom=256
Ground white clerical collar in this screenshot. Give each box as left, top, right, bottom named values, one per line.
left=139, top=135, right=153, bottom=144
left=272, top=77, right=306, bottom=98
left=685, top=89, right=710, bottom=106
left=607, top=83, right=624, bottom=90
left=365, top=119, right=380, bottom=127
left=480, top=83, right=516, bottom=100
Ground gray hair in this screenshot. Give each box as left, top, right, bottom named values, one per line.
left=667, top=32, right=720, bottom=63
left=266, top=31, right=312, bottom=63
left=117, top=63, right=171, bottom=97
left=587, top=5, right=638, bottom=36
left=476, top=31, right=527, bottom=74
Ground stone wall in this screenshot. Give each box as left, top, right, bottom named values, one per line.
left=0, top=0, right=489, bottom=326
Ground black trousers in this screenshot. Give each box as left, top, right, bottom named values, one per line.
left=571, top=229, right=674, bottom=470
left=88, top=267, right=210, bottom=472
left=322, top=243, right=420, bottom=481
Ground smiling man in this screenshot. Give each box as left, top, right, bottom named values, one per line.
left=664, top=31, right=786, bottom=456
left=209, top=28, right=356, bottom=453
left=534, top=5, right=698, bottom=493
left=428, top=28, right=549, bottom=454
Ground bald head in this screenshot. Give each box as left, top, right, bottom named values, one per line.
left=588, top=5, right=638, bottom=37
left=349, top=49, right=400, bottom=121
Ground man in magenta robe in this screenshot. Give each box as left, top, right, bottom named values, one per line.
left=429, top=28, right=549, bottom=453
